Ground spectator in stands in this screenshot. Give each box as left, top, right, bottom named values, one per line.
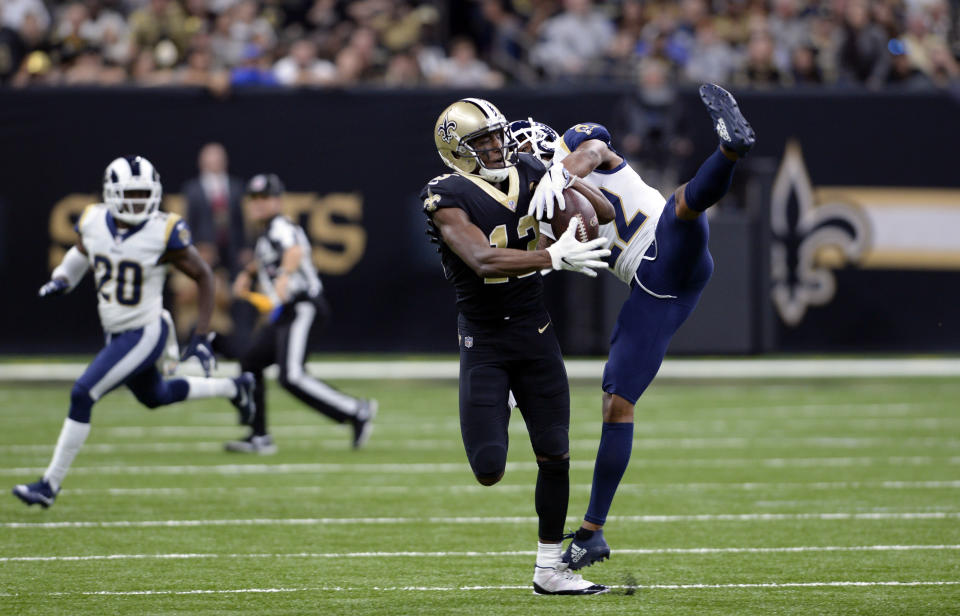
left=531, top=0, right=615, bottom=79
left=273, top=38, right=336, bottom=86
left=230, top=42, right=278, bottom=86
left=428, top=36, right=503, bottom=88
left=382, top=49, right=423, bottom=86
left=788, top=44, right=824, bottom=85
left=128, top=0, right=187, bottom=58
left=838, top=0, right=888, bottom=85
left=767, top=0, right=809, bottom=73
left=0, top=8, right=46, bottom=84
left=735, top=31, right=785, bottom=88
left=477, top=0, right=534, bottom=83
left=684, top=18, right=739, bottom=85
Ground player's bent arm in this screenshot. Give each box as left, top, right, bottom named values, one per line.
left=164, top=246, right=215, bottom=335
left=274, top=244, right=303, bottom=302
left=562, top=139, right=623, bottom=178
left=432, top=207, right=551, bottom=277
left=569, top=176, right=615, bottom=224
left=48, top=242, right=90, bottom=292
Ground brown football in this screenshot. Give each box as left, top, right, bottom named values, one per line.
left=550, top=187, right=600, bottom=242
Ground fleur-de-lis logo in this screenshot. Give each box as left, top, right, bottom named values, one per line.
left=437, top=116, right=457, bottom=144
left=771, top=140, right=872, bottom=326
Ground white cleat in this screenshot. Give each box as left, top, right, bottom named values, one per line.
left=224, top=433, right=277, bottom=455
left=532, top=564, right=608, bottom=595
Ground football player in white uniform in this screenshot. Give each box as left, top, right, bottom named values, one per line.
left=13, top=156, right=256, bottom=508
left=514, top=84, right=757, bottom=569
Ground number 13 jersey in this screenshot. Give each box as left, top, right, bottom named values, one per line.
left=76, top=204, right=192, bottom=333
left=555, top=123, right=667, bottom=285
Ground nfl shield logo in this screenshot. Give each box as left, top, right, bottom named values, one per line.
left=464, top=336, right=473, bottom=348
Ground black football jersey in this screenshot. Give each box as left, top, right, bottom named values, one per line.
left=420, top=154, right=547, bottom=322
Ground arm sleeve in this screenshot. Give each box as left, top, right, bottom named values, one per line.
left=560, top=123, right=613, bottom=156
left=52, top=246, right=90, bottom=290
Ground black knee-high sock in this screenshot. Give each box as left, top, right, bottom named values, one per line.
left=683, top=147, right=737, bottom=212
left=535, top=458, right=570, bottom=542
left=251, top=372, right=267, bottom=436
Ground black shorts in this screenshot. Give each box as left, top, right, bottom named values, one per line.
left=457, top=309, right=570, bottom=478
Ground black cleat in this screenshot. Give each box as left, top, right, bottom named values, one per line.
left=12, top=478, right=58, bottom=508
left=231, top=372, right=256, bottom=425
left=562, top=529, right=611, bottom=570
left=352, top=399, right=377, bottom=449
left=699, top=83, right=756, bottom=157
left=224, top=433, right=277, bottom=455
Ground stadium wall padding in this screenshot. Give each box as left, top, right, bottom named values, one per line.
left=0, top=86, right=957, bottom=354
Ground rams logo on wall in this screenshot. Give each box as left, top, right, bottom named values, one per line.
left=771, top=139, right=960, bottom=326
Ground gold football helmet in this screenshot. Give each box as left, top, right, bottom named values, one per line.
left=434, top=98, right=516, bottom=183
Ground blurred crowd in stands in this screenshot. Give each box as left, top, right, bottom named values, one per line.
left=0, top=0, right=957, bottom=91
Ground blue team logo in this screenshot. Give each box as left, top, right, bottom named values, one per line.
left=573, top=124, right=597, bottom=135
left=770, top=140, right=871, bottom=326
left=437, top=116, right=457, bottom=144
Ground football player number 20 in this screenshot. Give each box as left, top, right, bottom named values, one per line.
left=484, top=214, right=538, bottom=284
left=93, top=255, right=143, bottom=305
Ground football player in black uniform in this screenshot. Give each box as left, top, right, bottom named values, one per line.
left=227, top=173, right=376, bottom=454
left=421, top=98, right=612, bottom=595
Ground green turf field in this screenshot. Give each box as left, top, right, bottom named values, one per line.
left=1, top=377, right=959, bottom=615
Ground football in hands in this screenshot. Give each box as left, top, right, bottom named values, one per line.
left=550, top=187, right=600, bottom=242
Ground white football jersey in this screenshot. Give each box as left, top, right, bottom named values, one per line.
left=76, top=204, right=191, bottom=333
left=554, top=123, right=667, bottom=285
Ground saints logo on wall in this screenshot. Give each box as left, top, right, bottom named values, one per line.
left=770, top=139, right=960, bottom=327
left=770, top=140, right=871, bottom=326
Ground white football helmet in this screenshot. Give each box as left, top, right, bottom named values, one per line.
left=434, top=98, right=516, bottom=183
left=103, top=156, right=162, bottom=225
left=507, top=118, right=559, bottom=162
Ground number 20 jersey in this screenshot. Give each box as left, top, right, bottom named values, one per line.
left=421, top=153, right=547, bottom=322
left=555, top=123, right=667, bottom=285
left=76, top=204, right=191, bottom=333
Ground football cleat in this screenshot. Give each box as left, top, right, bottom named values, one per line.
left=699, top=83, right=756, bottom=158
left=352, top=399, right=377, bottom=449
left=561, top=529, right=611, bottom=570
left=12, top=478, right=58, bottom=508
left=231, top=372, right=257, bottom=425
left=533, top=564, right=608, bottom=595
left=224, top=433, right=277, bottom=455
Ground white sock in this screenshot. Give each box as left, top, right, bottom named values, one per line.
left=536, top=541, right=562, bottom=569
left=185, top=377, right=237, bottom=400
left=44, top=418, right=91, bottom=491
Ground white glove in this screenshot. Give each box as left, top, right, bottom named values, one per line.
left=528, top=163, right=573, bottom=220
left=545, top=219, right=611, bottom=278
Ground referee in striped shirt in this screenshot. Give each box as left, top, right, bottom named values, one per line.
left=227, top=173, right=375, bottom=453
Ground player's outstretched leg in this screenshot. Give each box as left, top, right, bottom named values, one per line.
left=698, top=83, right=756, bottom=158
left=680, top=84, right=756, bottom=216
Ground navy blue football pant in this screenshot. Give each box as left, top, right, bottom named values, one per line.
left=602, top=195, right=714, bottom=404
left=69, top=317, right=189, bottom=423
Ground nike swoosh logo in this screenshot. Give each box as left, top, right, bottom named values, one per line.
left=538, top=322, right=551, bottom=334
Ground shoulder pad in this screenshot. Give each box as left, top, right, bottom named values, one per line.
left=561, top=123, right=613, bottom=155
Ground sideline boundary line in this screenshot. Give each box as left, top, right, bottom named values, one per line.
left=2, top=358, right=960, bottom=382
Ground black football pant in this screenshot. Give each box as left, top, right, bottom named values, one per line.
left=457, top=309, right=570, bottom=541
left=240, top=297, right=361, bottom=436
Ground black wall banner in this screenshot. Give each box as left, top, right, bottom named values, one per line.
left=0, top=87, right=957, bottom=354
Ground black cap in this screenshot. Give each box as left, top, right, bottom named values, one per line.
left=246, top=173, right=285, bottom=197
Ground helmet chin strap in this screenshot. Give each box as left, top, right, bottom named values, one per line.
left=479, top=165, right=510, bottom=183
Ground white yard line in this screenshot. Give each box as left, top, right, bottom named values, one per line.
left=5, top=435, right=959, bottom=455
left=0, top=580, right=957, bottom=597
left=56, top=480, right=960, bottom=498
left=3, top=358, right=960, bottom=381
left=3, top=545, right=959, bottom=563
left=3, top=512, right=959, bottom=529
left=4, top=456, right=960, bottom=476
